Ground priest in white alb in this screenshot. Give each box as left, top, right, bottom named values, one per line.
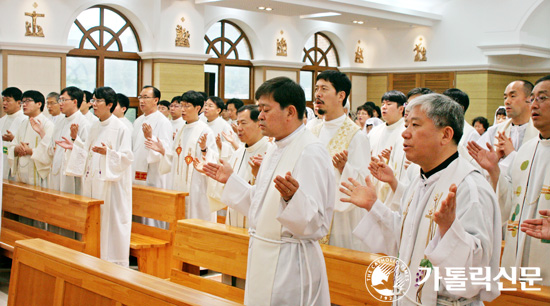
left=469, top=75, right=550, bottom=286
left=343, top=94, right=501, bottom=305
left=1, top=87, right=26, bottom=180
left=58, top=87, right=133, bottom=267
left=204, top=77, right=334, bottom=306
left=308, top=70, right=371, bottom=251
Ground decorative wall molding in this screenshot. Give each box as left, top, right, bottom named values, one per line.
left=250, top=59, right=304, bottom=69
left=478, top=43, right=550, bottom=59
left=0, top=42, right=73, bottom=53
left=138, top=51, right=212, bottom=62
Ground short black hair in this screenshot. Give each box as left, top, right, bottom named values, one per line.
left=171, top=96, right=182, bottom=104
left=238, top=104, right=260, bottom=122
left=535, top=75, right=550, bottom=85
left=443, top=88, right=470, bottom=112
left=143, top=85, right=161, bottom=100
left=407, top=87, right=433, bottom=99
left=93, top=87, right=117, bottom=113
left=472, top=116, right=489, bottom=131
left=226, top=98, right=244, bottom=111
left=181, top=90, right=205, bottom=111
left=1, top=87, right=22, bottom=101
left=357, top=104, right=373, bottom=117
left=22, top=90, right=46, bottom=112
left=83, top=90, right=93, bottom=108
left=517, top=79, right=534, bottom=96
left=208, top=96, right=225, bottom=111
left=381, top=90, right=407, bottom=106
left=116, top=93, right=130, bottom=113
left=255, top=76, right=306, bottom=120
left=60, top=86, right=84, bottom=108
left=159, top=100, right=170, bottom=109
left=316, top=70, right=352, bottom=106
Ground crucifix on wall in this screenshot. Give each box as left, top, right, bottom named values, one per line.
left=25, top=3, right=45, bottom=37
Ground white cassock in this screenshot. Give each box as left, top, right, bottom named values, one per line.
left=171, top=117, right=185, bottom=137
left=305, top=116, right=322, bottom=130
left=159, top=120, right=219, bottom=220
left=221, top=125, right=334, bottom=306
left=224, top=137, right=271, bottom=228
left=83, top=110, right=99, bottom=126
left=132, top=111, right=173, bottom=228
left=309, top=114, right=371, bottom=251
left=119, top=116, right=134, bottom=134
left=368, top=117, right=406, bottom=201
left=385, top=136, right=421, bottom=211
left=0, top=110, right=26, bottom=179
left=8, top=112, right=53, bottom=187
left=64, top=115, right=133, bottom=267
left=32, top=110, right=91, bottom=193
left=497, top=136, right=550, bottom=285
left=476, top=118, right=538, bottom=174
left=354, top=156, right=501, bottom=305
left=207, top=116, right=236, bottom=160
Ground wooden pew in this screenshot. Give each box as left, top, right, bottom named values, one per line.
left=484, top=279, right=550, bottom=306
left=170, top=219, right=385, bottom=305
left=131, top=184, right=187, bottom=278
left=8, top=238, right=241, bottom=306
left=1, top=180, right=102, bottom=257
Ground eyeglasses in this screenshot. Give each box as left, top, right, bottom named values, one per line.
left=21, top=99, right=35, bottom=104
left=57, top=98, right=74, bottom=104
left=530, top=95, right=549, bottom=104
left=181, top=103, right=194, bottom=109
left=170, top=104, right=182, bottom=108
left=90, top=98, right=105, bottom=104
left=138, top=96, right=154, bottom=100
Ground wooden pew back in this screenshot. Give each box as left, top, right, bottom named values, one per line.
left=8, top=238, right=241, bottom=306
left=171, top=219, right=385, bottom=305
left=131, top=184, right=187, bottom=278
left=1, top=180, right=102, bottom=257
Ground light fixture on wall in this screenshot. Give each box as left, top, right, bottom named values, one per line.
left=24, top=2, right=45, bottom=37
left=175, top=16, right=190, bottom=47
left=355, top=40, right=364, bottom=63
left=258, top=6, right=273, bottom=11
left=277, top=30, right=287, bottom=56
left=353, top=20, right=364, bottom=25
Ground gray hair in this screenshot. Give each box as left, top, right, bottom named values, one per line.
left=406, top=93, right=464, bottom=145
left=47, top=92, right=59, bottom=100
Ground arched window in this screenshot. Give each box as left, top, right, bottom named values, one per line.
left=301, top=32, right=340, bottom=102
left=66, top=6, right=141, bottom=97
left=204, top=20, right=253, bottom=102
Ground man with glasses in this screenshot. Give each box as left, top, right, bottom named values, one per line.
left=31, top=86, right=90, bottom=194
left=469, top=75, right=550, bottom=286
left=1, top=87, right=26, bottom=180
left=169, top=96, right=184, bottom=138
left=8, top=90, right=54, bottom=187
left=45, top=92, right=62, bottom=124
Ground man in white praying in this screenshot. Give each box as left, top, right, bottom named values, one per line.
left=203, top=77, right=335, bottom=306
left=308, top=70, right=371, bottom=251
left=342, top=93, right=501, bottom=305
left=169, top=96, right=185, bottom=138
left=32, top=86, right=90, bottom=194
left=8, top=90, right=54, bottom=187
left=113, top=93, right=134, bottom=133
left=57, top=86, right=133, bottom=267
left=204, top=96, right=235, bottom=160
left=469, top=75, right=550, bottom=286
left=1, top=87, right=26, bottom=180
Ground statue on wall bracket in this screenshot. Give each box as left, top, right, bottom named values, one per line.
left=355, top=40, right=364, bottom=63
left=414, top=37, right=427, bottom=62
left=25, top=3, right=45, bottom=37
left=276, top=30, right=287, bottom=56
left=175, top=17, right=190, bottom=48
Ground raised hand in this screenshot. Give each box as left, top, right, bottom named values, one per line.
left=434, top=184, right=457, bottom=238
left=29, top=117, right=45, bottom=138
left=521, top=210, right=550, bottom=240
left=2, top=130, right=14, bottom=142
left=231, top=122, right=238, bottom=134
left=55, top=137, right=73, bottom=150
left=142, top=123, right=153, bottom=140
left=340, top=177, right=377, bottom=211
left=248, top=154, right=263, bottom=178
left=274, top=171, right=299, bottom=202
left=198, top=134, right=207, bottom=152
left=380, top=146, right=392, bottom=162
left=91, top=142, right=108, bottom=155
left=193, top=157, right=205, bottom=174
left=467, top=141, right=500, bottom=173
left=203, top=159, right=234, bottom=184
left=144, top=138, right=165, bottom=155
left=369, top=156, right=398, bottom=192
left=70, top=124, right=79, bottom=140
left=494, top=131, right=514, bottom=158
left=222, top=131, right=239, bottom=150
left=332, top=150, right=348, bottom=174
left=215, top=134, right=222, bottom=152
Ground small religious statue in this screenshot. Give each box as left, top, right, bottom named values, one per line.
left=276, top=37, right=287, bottom=56
left=414, top=37, right=427, bottom=62
left=355, top=41, right=364, bottom=63
left=24, top=3, right=45, bottom=37
left=175, top=25, right=190, bottom=48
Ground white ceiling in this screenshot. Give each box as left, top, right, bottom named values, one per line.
left=195, top=0, right=445, bottom=28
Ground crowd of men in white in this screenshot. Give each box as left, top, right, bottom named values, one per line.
left=1, top=71, right=549, bottom=305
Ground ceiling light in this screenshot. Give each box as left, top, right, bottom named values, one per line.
left=353, top=20, right=364, bottom=24
left=258, top=6, right=265, bottom=10
left=258, top=6, right=273, bottom=11
left=300, top=12, right=341, bottom=19
left=265, top=7, right=272, bottom=11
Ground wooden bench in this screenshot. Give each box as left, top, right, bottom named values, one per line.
left=1, top=180, right=102, bottom=258
left=131, top=184, right=187, bottom=278
left=8, top=238, right=241, bottom=306
left=483, top=279, right=550, bottom=305
left=170, top=219, right=385, bottom=305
